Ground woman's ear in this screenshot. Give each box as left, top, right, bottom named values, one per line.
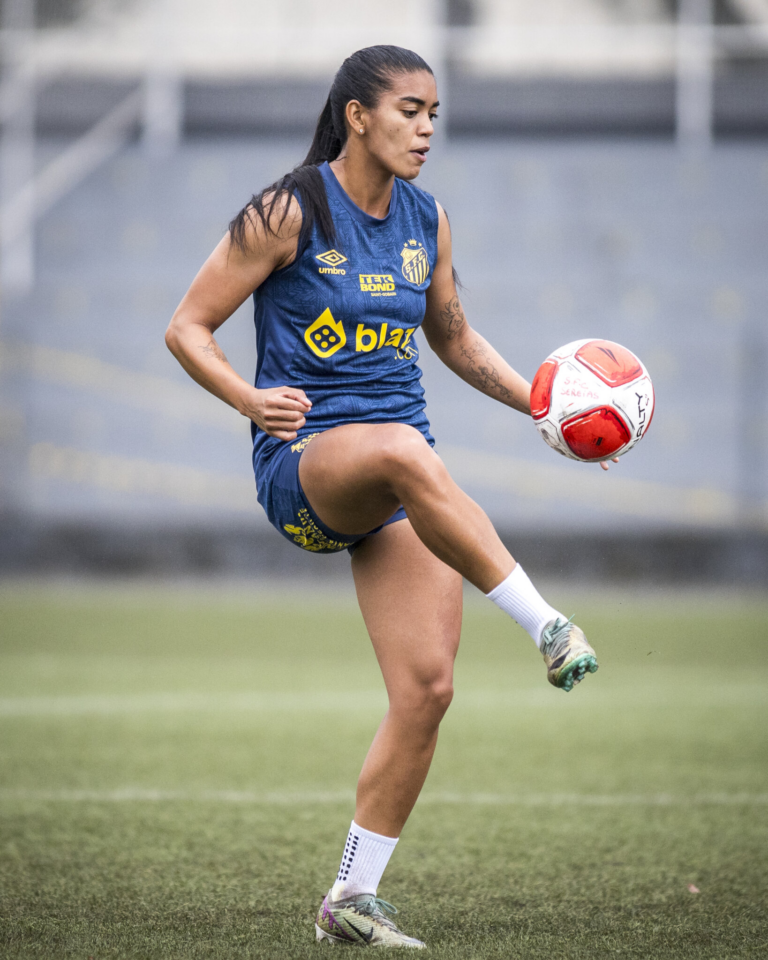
left=345, top=100, right=365, bottom=136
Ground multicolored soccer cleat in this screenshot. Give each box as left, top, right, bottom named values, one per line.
left=315, top=891, right=425, bottom=948
left=540, top=617, right=599, bottom=691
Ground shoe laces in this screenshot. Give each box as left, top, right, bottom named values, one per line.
left=540, top=615, right=575, bottom=658
left=356, top=895, right=398, bottom=919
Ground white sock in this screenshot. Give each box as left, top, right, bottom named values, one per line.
left=330, top=821, right=398, bottom=900
left=486, top=564, right=563, bottom=649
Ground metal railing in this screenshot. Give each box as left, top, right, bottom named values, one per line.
left=1, top=1, right=768, bottom=296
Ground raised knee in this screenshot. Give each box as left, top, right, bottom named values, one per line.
left=375, top=425, right=441, bottom=487
left=377, top=424, right=426, bottom=466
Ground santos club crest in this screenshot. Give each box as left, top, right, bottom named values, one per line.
left=400, top=239, right=429, bottom=285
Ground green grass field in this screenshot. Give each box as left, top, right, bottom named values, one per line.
left=1, top=581, right=766, bottom=959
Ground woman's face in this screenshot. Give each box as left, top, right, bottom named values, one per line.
left=356, top=70, right=439, bottom=181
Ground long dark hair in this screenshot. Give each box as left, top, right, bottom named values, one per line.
left=229, top=45, right=433, bottom=255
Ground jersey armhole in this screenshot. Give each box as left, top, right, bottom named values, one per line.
left=267, top=185, right=319, bottom=277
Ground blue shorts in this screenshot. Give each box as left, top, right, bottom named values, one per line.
left=254, top=432, right=407, bottom=555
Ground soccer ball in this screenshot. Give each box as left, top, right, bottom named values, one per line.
left=530, top=339, right=654, bottom=463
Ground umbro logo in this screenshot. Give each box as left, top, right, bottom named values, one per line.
left=316, top=249, right=347, bottom=275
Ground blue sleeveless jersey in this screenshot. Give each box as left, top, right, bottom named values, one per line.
left=251, top=161, right=438, bottom=480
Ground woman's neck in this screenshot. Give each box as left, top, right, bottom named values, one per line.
left=329, top=154, right=395, bottom=220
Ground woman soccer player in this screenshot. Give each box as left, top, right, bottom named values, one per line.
left=166, top=45, right=602, bottom=948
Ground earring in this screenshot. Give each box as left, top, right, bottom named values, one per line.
left=359, top=128, right=364, bottom=134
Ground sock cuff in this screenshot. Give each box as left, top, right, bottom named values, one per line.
left=485, top=564, right=523, bottom=601
left=349, top=820, right=398, bottom=847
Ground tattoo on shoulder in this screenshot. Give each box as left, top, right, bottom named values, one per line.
left=460, top=337, right=513, bottom=401
left=439, top=296, right=466, bottom=341
left=200, top=339, right=228, bottom=363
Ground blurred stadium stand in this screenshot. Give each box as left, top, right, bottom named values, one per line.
left=0, top=0, right=766, bottom=582
left=24, top=0, right=768, bottom=138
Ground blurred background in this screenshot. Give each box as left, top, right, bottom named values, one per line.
left=3, top=12, right=766, bottom=955
left=0, top=0, right=766, bottom=584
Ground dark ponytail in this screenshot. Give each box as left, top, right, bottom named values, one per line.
left=303, top=96, right=342, bottom=168
left=229, top=45, right=433, bottom=256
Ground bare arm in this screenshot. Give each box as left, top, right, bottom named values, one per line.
left=422, top=203, right=532, bottom=415
left=422, top=204, right=618, bottom=470
left=165, top=197, right=312, bottom=441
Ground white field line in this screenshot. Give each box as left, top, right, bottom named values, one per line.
left=0, top=788, right=765, bottom=806
left=0, top=684, right=765, bottom=717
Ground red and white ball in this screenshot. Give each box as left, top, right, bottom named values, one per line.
left=530, top=339, right=654, bottom=463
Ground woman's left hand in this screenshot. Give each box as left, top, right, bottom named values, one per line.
left=600, top=457, right=620, bottom=472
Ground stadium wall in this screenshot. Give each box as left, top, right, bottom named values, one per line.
left=2, top=516, right=767, bottom=586
left=34, top=68, right=768, bottom=139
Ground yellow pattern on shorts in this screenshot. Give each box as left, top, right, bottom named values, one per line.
left=290, top=433, right=320, bottom=453
left=284, top=507, right=354, bottom=553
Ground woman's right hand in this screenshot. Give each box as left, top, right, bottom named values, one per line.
left=241, top=385, right=312, bottom=441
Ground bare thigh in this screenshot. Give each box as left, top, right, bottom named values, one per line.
left=352, top=519, right=463, bottom=720
left=299, top=422, right=436, bottom=536
left=300, top=421, right=515, bottom=594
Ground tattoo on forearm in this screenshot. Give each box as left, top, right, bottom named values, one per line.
left=459, top=337, right=513, bottom=401
left=439, top=296, right=467, bottom=341
left=200, top=339, right=228, bottom=363
left=438, top=296, right=515, bottom=403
